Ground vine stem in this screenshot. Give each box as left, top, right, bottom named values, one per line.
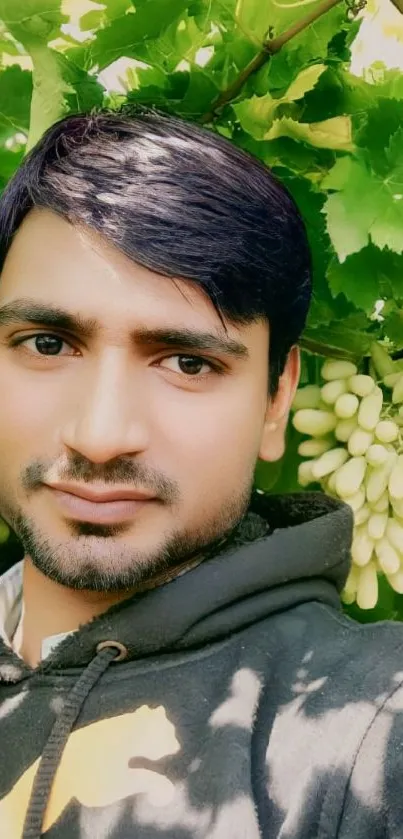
left=200, top=0, right=345, bottom=124
left=299, top=335, right=360, bottom=361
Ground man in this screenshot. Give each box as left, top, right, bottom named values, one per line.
left=0, top=106, right=399, bottom=839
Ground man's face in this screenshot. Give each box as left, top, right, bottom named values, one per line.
left=0, top=208, right=298, bottom=591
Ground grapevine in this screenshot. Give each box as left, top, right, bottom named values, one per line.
left=0, top=1, right=403, bottom=621
left=292, top=343, right=403, bottom=610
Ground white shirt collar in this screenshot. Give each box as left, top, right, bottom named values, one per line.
left=0, top=560, right=72, bottom=661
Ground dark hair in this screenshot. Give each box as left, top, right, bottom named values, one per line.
left=0, top=105, right=312, bottom=395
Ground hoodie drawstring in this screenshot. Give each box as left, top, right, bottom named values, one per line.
left=22, top=641, right=128, bottom=839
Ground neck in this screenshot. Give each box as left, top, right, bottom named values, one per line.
left=17, top=550, right=212, bottom=668
left=17, top=558, right=135, bottom=667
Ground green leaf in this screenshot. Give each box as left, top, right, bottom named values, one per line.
left=0, top=147, right=24, bottom=190
left=20, top=35, right=104, bottom=150
left=55, top=52, right=104, bottom=112
left=233, top=0, right=272, bottom=41
left=367, top=63, right=403, bottom=102
left=0, top=37, right=21, bottom=56
left=303, top=317, right=372, bottom=359
left=177, top=69, right=220, bottom=116
left=233, top=64, right=327, bottom=141
left=233, top=93, right=278, bottom=140
left=301, top=66, right=376, bottom=124
left=0, top=0, right=68, bottom=43
left=272, top=2, right=346, bottom=69
left=26, top=43, right=71, bottom=150
left=355, top=98, right=403, bottom=174
left=323, top=149, right=403, bottom=261
left=383, top=308, right=403, bottom=348
left=84, top=0, right=192, bottom=70
left=0, top=65, right=32, bottom=133
left=264, top=115, right=354, bottom=151
left=79, top=10, right=105, bottom=32
left=270, top=168, right=359, bottom=332
left=284, top=63, right=326, bottom=102
left=327, top=246, right=382, bottom=313
left=321, top=155, right=354, bottom=190
left=255, top=50, right=296, bottom=93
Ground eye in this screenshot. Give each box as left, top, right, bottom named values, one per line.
left=12, top=333, right=75, bottom=356
left=159, top=355, right=216, bottom=377
left=11, top=335, right=223, bottom=379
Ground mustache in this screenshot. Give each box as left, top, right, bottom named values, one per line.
left=21, top=458, right=180, bottom=504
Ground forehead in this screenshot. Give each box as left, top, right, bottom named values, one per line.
left=0, top=208, right=269, bottom=352
left=1, top=208, right=212, bottom=320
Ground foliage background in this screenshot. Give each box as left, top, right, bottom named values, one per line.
left=0, top=0, right=403, bottom=622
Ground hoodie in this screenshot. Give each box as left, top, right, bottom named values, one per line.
left=1, top=490, right=403, bottom=839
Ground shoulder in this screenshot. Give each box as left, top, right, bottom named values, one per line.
left=260, top=605, right=403, bottom=837
left=262, top=601, right=403, bottom=753
left=335, top=637, right=403, bottom=838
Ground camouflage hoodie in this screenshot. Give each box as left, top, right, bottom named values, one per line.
left=0, top=490, right=403, bottom=839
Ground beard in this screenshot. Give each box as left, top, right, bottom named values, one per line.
left=7, top=480, right=254, bottom=593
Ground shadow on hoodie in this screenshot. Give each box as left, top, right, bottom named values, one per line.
left=0, top=491, right=402, bottom=838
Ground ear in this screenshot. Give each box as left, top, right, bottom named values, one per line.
left=258, top=346, right=300, bottom=463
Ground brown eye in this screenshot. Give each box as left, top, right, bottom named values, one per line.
left=32, top=335, right=65, bottom=355
left=159, top=355, right=215, bottom=377
left=12, top=333, right=76, bottom=356
left=177, top=356, right=206, bottom=376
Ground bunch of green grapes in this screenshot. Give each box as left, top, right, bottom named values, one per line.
left=292, top=344, right=403, bottom=610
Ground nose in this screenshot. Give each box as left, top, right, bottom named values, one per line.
left=61, top=352, right=150, bottom=463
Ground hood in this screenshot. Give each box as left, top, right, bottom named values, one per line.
left=0, top=490, right=353, bottom=680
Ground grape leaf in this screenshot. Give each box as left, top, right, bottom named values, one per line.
left=0, top=37, right=20, bottom=55
left=255, top=50, right=296, bottom=94
left=26, top=44, right=72, bottom=150
left=0, top=147, right=24, bottom=190
left=233, top=65, right=326, bottom=140
left=232, top=0, right=272, bottom=41
left=0, top=65, right=32, bottom=134
left=301, top=66, right=376, bottom=124
left=233, top=94, right=278, bottom=140
left=0, top=0, right=68, bottom=43
left=240, top=1, right=346, bottom=95
left=383, top=308, right=403, bottom=348
left=272, top=3, right=347, bottom=66
left=270, top=168, right=354, bottom=330
left=84, top=0, right=192, bottom=70
left=177, top=69, right=220, bottom=115
left=355, top=98, right=403, bottom=174
left=284, top=64, right=327, bottom=102
left=327, top=246, right=383, bottom=312
left=55, top=52, right=104, bottom=112
left=264, top=115, right=354, bottom=151
left=26, top=46, right=105, bottom=149
left=320, top=156, right=354, bottom=190
left=367, top=63, right=403, bottom=101
left=303, top=318, right=372, bottom=358
left=79, top=10, right=105, bottom=32
left=323, top=146, right=403, bottom=261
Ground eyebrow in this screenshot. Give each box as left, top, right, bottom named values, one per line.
left=0, top=298, right=250, bottom=360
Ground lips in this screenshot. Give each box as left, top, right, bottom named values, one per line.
left=46, top=485, right=155, bottom=525
left=46, top=483, right=156, bottom=503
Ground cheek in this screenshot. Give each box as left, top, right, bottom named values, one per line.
left=155, top=382, right=264, bottom=480
left=0, top=364, right=61, bottom=483
left=0, top=366, right=51, bottom=436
